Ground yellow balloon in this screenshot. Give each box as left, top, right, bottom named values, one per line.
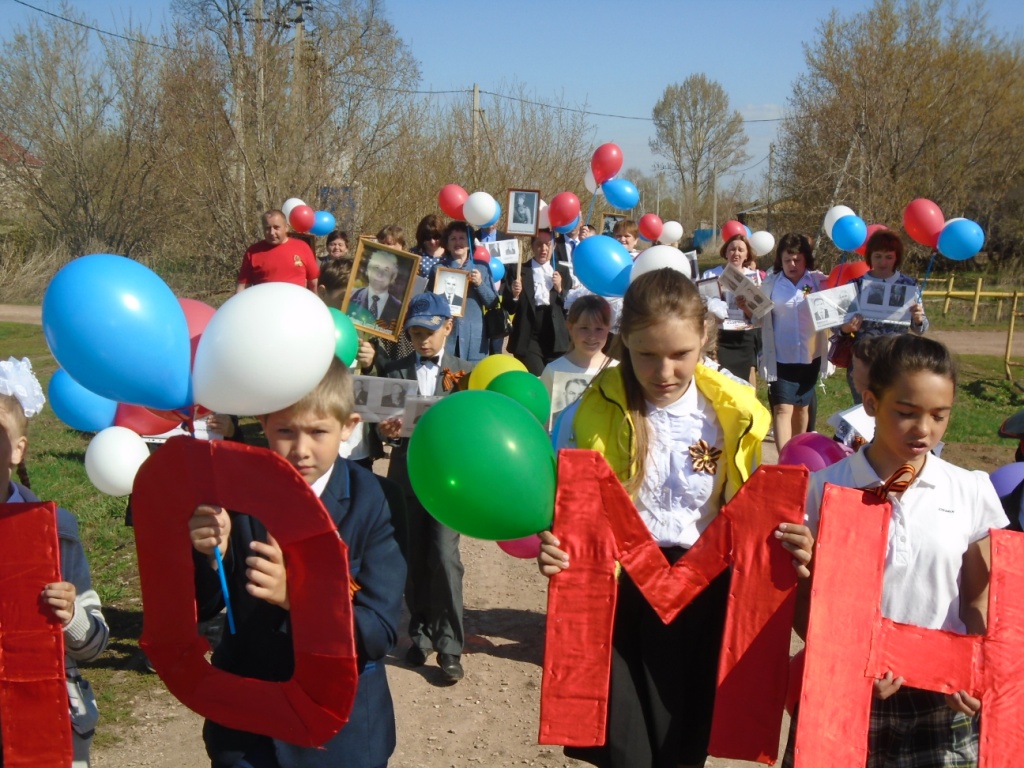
left=468, top=354, right=528, bottom=390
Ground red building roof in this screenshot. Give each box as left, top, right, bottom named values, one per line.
left=0, top=132, right=43, bottom=169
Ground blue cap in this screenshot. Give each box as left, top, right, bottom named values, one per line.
left=404, top=292, right=452, bottom=331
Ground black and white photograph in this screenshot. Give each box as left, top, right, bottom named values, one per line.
left=696, top=276, right=723, bottom=301
left=432, top=267, right=469, bottom=318
left=601, top=213, right=624, bottom=236
left=550, top=371, right=595, bottom=425
left=806, top=283, right=858, bottom=331
left=399, top=396, right=443, bottom=438
left=889, top=284, right=907, bottom=307
left=342, top=238, right=421, bottom=342
left=719, top=264, right=774, bottom=321
left=351, top=375, right=419, bottom=422
left=506, top=188, right=540, bottom=236
left=848, top=281, right=917, bottom=325
left=864, top=283, right=886, bottom=306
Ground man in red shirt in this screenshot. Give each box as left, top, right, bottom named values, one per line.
left=236, top=210, right=319, bottom=293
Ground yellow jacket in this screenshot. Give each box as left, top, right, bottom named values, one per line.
left=571, top=364, right=770, bottom=504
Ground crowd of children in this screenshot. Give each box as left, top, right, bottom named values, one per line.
left=1, top=219, right=1014, bottom=768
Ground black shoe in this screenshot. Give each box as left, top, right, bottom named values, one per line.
left=438, top=653, right=464, bottom=681
left=405, top=646, right=429, bottom=667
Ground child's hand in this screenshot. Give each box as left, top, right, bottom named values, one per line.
left=379, top=417, right=402, bottom=440
left=41, top=581, right=77, bottom=626
left=246, top=534, right=289, bottom=610
left=356, top=340, right=376, bottom=370
left=537, top=530, right=569, bottom=578
left=873, top=671, right=904, bottom=700
left=206, top=413, right=236, bottom=439
left=189, top=504, right=231, bottom=559
left=775, top=522, right=814, bottom=579
left=910, top=302, right=926, bottom=326
left=945, top=690, right=981, bottom=716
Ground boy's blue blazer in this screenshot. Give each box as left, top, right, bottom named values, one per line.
left=195, top=457, right=406, bottom=768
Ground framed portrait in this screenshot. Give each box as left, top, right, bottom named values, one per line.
left=506, top=188, right=541, bottom=237
left=601, top=213, right=624, bottom=236
left=433, top=267, right=470, bottom=318
left=342, top=238, right=421, bottom=342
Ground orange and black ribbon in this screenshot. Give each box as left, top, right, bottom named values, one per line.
left=864, top=463, right=917, bottom=499
left=442, top=368, right=467, bottom=392
left=688, top=439, right=722, bottom=475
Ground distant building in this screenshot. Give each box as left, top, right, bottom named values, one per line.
left=0, top=132, right=43, bottom=214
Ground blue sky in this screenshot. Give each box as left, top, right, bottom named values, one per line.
left=5, top=0, right=1024, bottom=188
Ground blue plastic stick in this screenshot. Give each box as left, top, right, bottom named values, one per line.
left=213, top=546, right=236, bottom=635
left=584, top=193, right=597, bottom=227
left=919, top=250, right=937, bottom=297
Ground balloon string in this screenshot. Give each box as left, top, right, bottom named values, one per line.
left=213, top=547, right=236, bottom=635
left=919, top=250, right=937, bottom=297
left=836, top=252, right=847, bottom=285
left=585, top=193, right=596, bottom=228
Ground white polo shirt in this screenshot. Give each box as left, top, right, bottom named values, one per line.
left=769, top=273, right=819, bottom=364
left=806, top=451, right=1008, bottom=633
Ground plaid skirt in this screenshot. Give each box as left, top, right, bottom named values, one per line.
left=783, top=687, right=978, bottom=768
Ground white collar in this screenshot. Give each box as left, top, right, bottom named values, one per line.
left=311, top=464, right=334, bottom=498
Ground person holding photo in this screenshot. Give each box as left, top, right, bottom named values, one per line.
left=541, top=295, right=617, bottom=417
left=748, top=233, right=827, bottom=450
left=839, top=229, right=928, bottom=404
left=701, top=234, right=764, bottom=386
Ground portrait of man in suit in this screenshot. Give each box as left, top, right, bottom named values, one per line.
left=512, top=193, right=534, bottom=225
left=506, top=189, right=540, bottom=236
left=381, top=382, right=407, bottom=409
left=353, top=378, right=369, bottom=406
left=432, top=268, right=468, bottom=318
left=351, top=250, right=403, bottom=329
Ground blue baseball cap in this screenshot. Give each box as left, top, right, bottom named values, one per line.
left=404, top=292, right=452, bottom=331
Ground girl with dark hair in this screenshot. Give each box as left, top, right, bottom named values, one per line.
left=410, top=214, right=446, bottom=278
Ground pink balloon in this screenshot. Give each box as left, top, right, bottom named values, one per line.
left=777, top=443, right=828, bottom=472
left=591, top=143, right=624, bottom=185
left=497, top=535, right=542, bottom=559
left=778, top=431, right=850, bottom=470
left=638, top=213, right=664, bottom=242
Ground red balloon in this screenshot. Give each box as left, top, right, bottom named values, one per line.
left=473, top=246, right=491, bottom=263
left=591, top=143, right=623, bottom=185
left=289, top=205, right=315, bottom=233
left=115, top=403, right=182, bottom=436
left=178, top=298, right=216, bottom=366
left=855, top=224, right=888, bottom=257
left=497, top=535, right=542, bottom=559
left=547, top=192, right=581, bottom=229
left=438, top=184, right=469, bottom=220
left=637, top=213, right=664, bottom=242
left=903, top=198, right=944, bottom=248
left=721, top=220, right=746, bottom=242
left=824, top=260, right=870, bottom=288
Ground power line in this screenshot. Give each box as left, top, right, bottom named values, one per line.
left=11, top=0, right=178, bottom=50
left=733, top=155, right=769, bottom=173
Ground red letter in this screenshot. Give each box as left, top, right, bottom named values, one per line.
left=132, top=437, right=358, bottom=747
left=795, top=484, right=1024, bottom=768
left=540, top=450, right=808, bottom=764
left=0, top=501, right=72, bottom=767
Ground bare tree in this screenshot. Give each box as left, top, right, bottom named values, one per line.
left=649, top=74, right=750, bottom=222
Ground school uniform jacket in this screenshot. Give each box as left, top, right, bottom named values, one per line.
left=503, top=261, right=573, bottom=360
left=195, top=458, right=405, bottom=768
left=378, top=352, right=475, bottom=497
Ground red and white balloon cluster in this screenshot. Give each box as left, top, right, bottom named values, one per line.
left=281, top=197, right=336, bottom=237
left=720, top=219, right=775, bottom=257
left=902, top=199, right=985, bottom=262
left=635, top=213, right=685, bottom=246
left=437, top=185, right=503, bottom=229
left=583, top=143, right=640, bottom=211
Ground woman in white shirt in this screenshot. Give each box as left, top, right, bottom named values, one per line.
left=702, top=234, right=764, bottom=386
left=745, top=233, right=828, bottom=450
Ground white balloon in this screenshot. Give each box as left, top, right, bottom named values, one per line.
left=630, top=245, right=692, bottom=283
left=463, top=191, right=498, bottom=227
left=193, top=283, right=337, bottom=416
left=660, top=220, right=684, bottom=244
left=538, top=200, right=550, bottom=229
left=281, top=198, right=306, bottom=218
left=85, top=426, right=152, bottom=496
left=749, top=230, right=776, bottom=258
left=823, top=205, right=855, bottom=238
left=584, top=169, right=604, bottom=196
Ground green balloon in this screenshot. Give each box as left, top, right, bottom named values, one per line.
left=408, top=390, right=555, bottom=540
left=486, top=370, right=551, bottom=425
left=328, top=308, right=359, bottom=366
left=345, top=303, right=378, bottom=341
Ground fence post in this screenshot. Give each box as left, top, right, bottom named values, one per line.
left=943, top=274, right=955, bottom=317
left=1007, top=291, right=1019, bottom=382
left=971, top=278, right=983, bottom=324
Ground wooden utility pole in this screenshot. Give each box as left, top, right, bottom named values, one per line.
left=472, top=83, right=480, bottom=183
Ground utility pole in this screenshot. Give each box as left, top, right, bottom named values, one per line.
left=767, top=142, right=774, bottom=232
left=472, top=83, right=480, bottom=184
left=656, top=173, right=661, bottom=217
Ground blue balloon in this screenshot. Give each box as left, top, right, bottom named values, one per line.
left=310, top=210, right=336, bottom=237
left=572, top=235, right=633, bottom=297
left=937, top=218, right=984, bottom=261
left=831, top=215, right=867, bottom=252
left=744, top=225, right=752, bottom=238
left=484, top=202, right=503, bottom=229
left=554, top=214, right=580, bottom=235
left=48, top=368, right=118, bottom=432
left=601, top=178, right=640, bottom=210
left=42, top=254, right=193, bottom=410
left=488, top=257, right=505, bottom=282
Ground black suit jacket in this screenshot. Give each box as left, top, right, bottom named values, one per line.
left=503, top=261, right=572, bottom=358
left=378, top=352, right=475, bottom=497
left=352, top=287, right=402, bottom=328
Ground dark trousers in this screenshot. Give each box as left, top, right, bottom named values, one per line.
left=391, top=495, right=464, bottom=656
